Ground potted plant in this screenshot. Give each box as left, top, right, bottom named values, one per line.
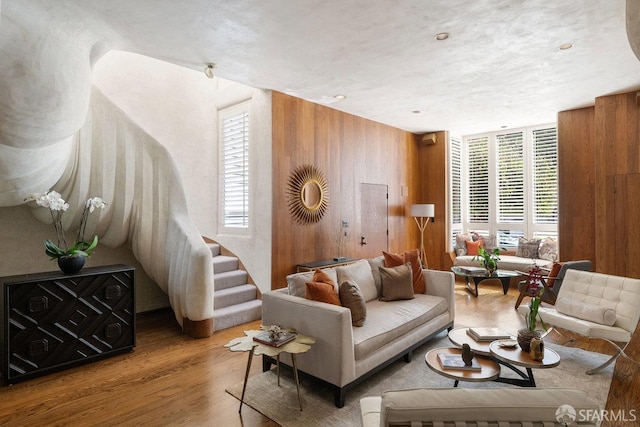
left=473, top=247, right=500, bottom=275
left=518, top=267, right=548, bottom=352
left=25, top=191, right=107, bottom=274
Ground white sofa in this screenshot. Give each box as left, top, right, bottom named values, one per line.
left=360, top=388, right=600, bottom=426
left=261, top=258, right=455, bottom=408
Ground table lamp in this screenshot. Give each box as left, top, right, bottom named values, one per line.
left=411, top=204, right=434, bottom=268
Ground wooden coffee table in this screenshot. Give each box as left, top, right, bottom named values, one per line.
left=489, top=340, right=560, bottom=387
left=448, top=327, right=560, bottom=387
left=425, top=347, right=500, bottom=387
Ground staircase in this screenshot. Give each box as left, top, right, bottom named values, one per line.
left=207, top=242, right=262, bottom=331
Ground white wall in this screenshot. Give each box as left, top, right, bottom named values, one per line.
left=92, top=51, right=273, bottom=293
left=0, top=205, right=168, bottom=312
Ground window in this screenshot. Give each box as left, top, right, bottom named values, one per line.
left=449, top=136, right=463, bottom=250
left=459, top=124, right=558, bottom=248
left=219, top=102, right=250, bottom=229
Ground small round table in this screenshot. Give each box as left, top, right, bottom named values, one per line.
left=425, top=347, right=500, bottom=387
left=489, top=340, right=560, bottom=387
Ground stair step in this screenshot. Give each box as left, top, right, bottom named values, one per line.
left=214, top=269, right=248, bottom=291
left=214, top=284, right=257, bottom=309
left=207, top=243, right=220, bottom=257
left=212, top=255, right=238, bottom=274
left=213, top=299, right=262, bottom=331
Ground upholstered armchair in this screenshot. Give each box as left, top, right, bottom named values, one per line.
left=514, top=260, right=592, bottom=309
left=517, top=269, right=640, bottom=374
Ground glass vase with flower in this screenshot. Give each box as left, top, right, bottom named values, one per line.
left=518, top=266, right=548, bottom=352
left=25, top=190, right=107, bottom=274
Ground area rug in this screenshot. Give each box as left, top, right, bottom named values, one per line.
left=226, top=332, right=613, bottom=427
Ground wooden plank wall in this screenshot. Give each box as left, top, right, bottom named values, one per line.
left=557, top=107, right=596, bottom=268
left=271, top=91, right=444, bottom=289
left=558, top=90, right=640, bottom=277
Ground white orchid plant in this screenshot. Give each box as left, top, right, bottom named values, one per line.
left=25, top=191, right=107, bottom=259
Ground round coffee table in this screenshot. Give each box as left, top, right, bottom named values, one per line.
left=425, top=347, right=500, bottom=387
left=489, top=340, right=560, bottom=387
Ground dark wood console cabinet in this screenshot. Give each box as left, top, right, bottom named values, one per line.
left=1, top=265, right=135, bottom=383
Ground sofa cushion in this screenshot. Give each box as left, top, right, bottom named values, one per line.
left=336, top=260, right=378, bottom=302
left=312, top=268, right=336, bottom=288
left=465, top=239, right=482, bottom=255
left=286, top=268, right=338, bottom=298
left=367, top=255, right=385, bottom=297
left=538, top=237, right=559, bottom=262
left=516, top=237, right=541, bottom=259
left=453, top=254, right=552, bottom=272
left=339, top=279, right=367, bottom=326
left=305, top=281, right=341, bottom=306
left=352, top=294, right=448, bottom=361
left=455, top=233, right=472, bottom=256
left=556, top=297, right=617, bottom=326
left=383, top=249, right=425, bottom=294
left=379, top=263, right=415, bottom=302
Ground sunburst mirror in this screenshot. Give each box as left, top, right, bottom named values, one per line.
left=286, top=164, right=329, bottom=224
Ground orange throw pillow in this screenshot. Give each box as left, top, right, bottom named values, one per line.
left=382, top=249, right=426, bottom=294
left=313, top=268, right=336, bottom=291
left=306, top=281, right=341, bottom=306
left=465, top=239, right=483, bottom=256
left=546, top=262, right=563, bottom=288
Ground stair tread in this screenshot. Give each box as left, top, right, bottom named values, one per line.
left=215, top=284, right=255, bottom=296
left=213, top=299, right=262, bottom=316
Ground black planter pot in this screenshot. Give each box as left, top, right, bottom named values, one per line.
left=57, top=255, right=86, bottom=274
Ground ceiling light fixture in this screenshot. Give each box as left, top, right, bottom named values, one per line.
left=204, top=63, right=217, bottom=79
left=435, top=32, right=449, bottom=41
left=559, top=43, right=574, bottom=50
left=412, top=110, right=421, bottom=114
left=333, top=94, right=346, bottom=100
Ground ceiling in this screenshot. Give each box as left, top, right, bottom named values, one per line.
left=8, top=0, right=640, bottom=136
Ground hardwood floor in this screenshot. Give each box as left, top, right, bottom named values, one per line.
left=0, top=282, right=637, bottom=426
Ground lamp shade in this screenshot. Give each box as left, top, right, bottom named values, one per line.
left=410, top=204, right=434, bottom=218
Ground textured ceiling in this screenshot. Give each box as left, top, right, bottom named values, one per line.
left=6, top=0, right=640, bottom=135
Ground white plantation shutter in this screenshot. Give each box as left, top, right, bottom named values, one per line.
left=450, top=136, right=463, bottom=249
left=221, top=108, right=250, bottom=228
left=497, top=131, right=524, bottom=223
left=467, top=136, right=489, bottom=223
left=533, top=127, right=558, bottom=224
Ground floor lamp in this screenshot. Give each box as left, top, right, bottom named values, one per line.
left=411, top=204, right=434, bottom=269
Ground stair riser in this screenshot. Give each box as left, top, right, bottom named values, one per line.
left=207, top=243, right=220, bottom=257
left=214, top=271, right=248, bottom=291
left=212, top=257, right=239, bottom=274
left=214, top=301, right=262, bottom=331
left=214, top=286, right=257, bottom=309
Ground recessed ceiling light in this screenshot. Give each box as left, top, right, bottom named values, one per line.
left=412, top=110, right=421, bottom=114
left=333, top=94, right=346, bottom=100
left=559, top=43, right=574, bottom=50
left=435, top=32, right=449, bottom=41
left=501, top=125, right=508, bottom=129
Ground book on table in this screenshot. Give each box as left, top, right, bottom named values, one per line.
left=467, top=327, right=511, bottom=342
left=437, top=353, right=481, bottom=371
left=253, top=331, right=296, bottom=347
left=458, top=266, right=487, bottom=274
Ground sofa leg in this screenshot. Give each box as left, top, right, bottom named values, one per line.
left=404, top=350, right=413, bottom=363
left=334, top=386, right=346, bottom=408
left=262, top=355, right=274, bottom=372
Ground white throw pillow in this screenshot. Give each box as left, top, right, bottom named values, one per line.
left=556, top=297, right=617, bottom=326
left=336, top=259, right=378, bottom=302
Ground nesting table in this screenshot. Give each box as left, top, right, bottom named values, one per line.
left=426, top=327, right=560, bottom=387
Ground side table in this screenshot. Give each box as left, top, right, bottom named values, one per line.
left=296, top=257, right=359, bottom=272
left=225, top=329, right=315, bottom=411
